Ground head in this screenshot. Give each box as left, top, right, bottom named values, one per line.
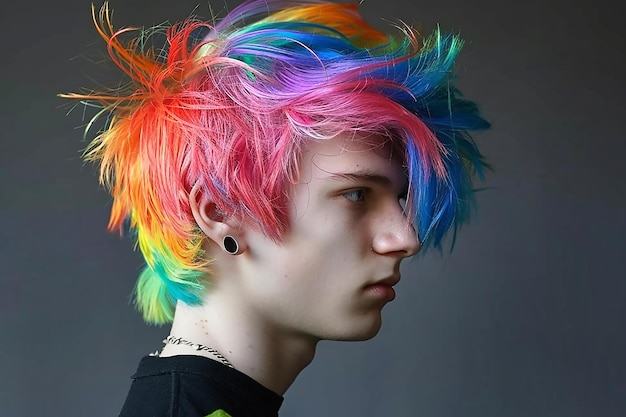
left=192, top=132, right=421, bottom=341
left=63, top=0, right=489, bottom=326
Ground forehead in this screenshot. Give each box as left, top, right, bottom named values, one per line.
left=298, top=133, right=407, bottom=185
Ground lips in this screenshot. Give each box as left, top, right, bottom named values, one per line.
left=363, top=275, right=400, bottom=301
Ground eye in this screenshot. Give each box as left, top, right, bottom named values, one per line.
left=398, top=193, right=408, bottom=213
left=343, top=189, right=366, bottom=202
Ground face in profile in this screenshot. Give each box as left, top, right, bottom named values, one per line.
left=232, top=133, right=420, bottom=343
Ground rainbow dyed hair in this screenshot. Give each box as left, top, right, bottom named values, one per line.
left=63, top=0, right=489, bottom=324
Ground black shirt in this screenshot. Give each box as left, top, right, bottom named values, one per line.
left=119, top=355, right=283, bottom=417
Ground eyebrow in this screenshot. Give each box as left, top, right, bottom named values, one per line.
left=325, top=170, right=393, bottom=187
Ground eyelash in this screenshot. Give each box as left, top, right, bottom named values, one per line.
left=342, top=189, right=409, bottom=210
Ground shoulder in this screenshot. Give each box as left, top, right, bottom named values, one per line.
left=118, top=356, right=234, bottom=417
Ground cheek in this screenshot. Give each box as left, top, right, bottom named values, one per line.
left=275, top=244, right=350, bottom=300
left=293, top=220, right=372, bottom=282
left=296, top=203, right=370, bottom=249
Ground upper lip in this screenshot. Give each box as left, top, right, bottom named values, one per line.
left=369, top=275, right=401, bottom=287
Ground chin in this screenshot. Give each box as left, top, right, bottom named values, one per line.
left=328, top=317, right=383, bottom=342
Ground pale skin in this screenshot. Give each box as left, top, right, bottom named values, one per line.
left=160, top=133, right=420, bottom=395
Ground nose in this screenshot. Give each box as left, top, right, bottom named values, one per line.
left=371, top=206, right=421, bottom=258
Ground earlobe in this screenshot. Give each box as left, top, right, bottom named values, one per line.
left=188, top=183, right=247, bottom=254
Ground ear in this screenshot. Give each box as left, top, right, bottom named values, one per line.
left=189, top=183, right=247, bottom=255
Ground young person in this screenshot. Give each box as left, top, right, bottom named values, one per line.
left=62, top=1, right=489, bottom=415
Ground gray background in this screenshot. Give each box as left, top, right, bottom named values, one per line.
left=1, top=0, right=624, bottom=416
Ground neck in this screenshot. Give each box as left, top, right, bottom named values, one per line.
left=160, top=299, right=318, bottom=395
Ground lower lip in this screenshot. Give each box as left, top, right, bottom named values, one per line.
left=364, top=284, right=396, bottom=301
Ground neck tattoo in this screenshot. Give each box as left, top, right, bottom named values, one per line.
left=155, top=335, right=234, bottom=369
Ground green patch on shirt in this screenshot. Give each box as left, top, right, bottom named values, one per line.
left=205, top=410, right=232, bottom=417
